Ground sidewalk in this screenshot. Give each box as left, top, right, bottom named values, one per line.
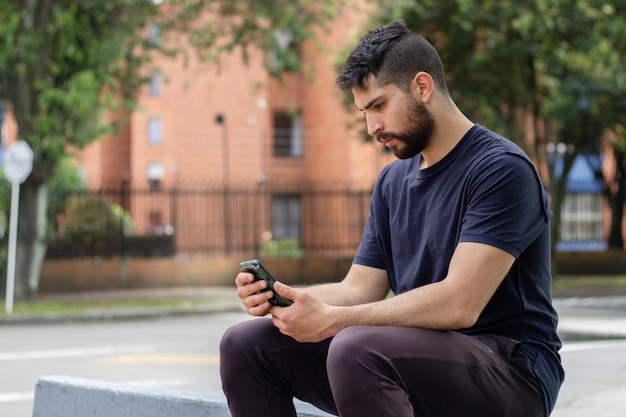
left=554, top=295, right=626, bottom=339
left=0, top=286, right=243, bottom=325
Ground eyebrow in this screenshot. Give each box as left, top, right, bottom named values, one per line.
left=357, top=96, right=383, bottom=112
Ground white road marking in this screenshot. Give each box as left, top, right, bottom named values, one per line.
left=0, top=391, right=33, bottom=403
left=122, top=378, right=190, bottom=388
left=0, top=345, right=156, bottom=361
left=560, top=339, right=626, bottom=353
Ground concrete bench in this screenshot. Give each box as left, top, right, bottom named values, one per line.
left=33, top=375, right=334, bottom=417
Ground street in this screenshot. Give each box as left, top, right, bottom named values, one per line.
left=0, top=313, right=249, bottom=417
left=1, top=298, right=626, bottom=417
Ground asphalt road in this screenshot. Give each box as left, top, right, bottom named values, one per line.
left=1, top=299, right=626, bottom=417
left=0, top=313, right=247, bottom=417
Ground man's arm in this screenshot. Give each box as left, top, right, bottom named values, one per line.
left=347, top=241, right=515, bottom=330
left=234, top=263, right=389, bottom=317
left=272, top=241, right=514, bottom=342
left=302, top=263, right=390, bottom=306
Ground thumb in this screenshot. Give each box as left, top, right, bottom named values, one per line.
left=274, top=281, right=300, bottom=300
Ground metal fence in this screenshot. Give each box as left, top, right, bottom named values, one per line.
left=555, top=188, right=607, bottom=251
left=46, top=184, right=372, bottom=259
left=45, top=182, right=610, bottom=259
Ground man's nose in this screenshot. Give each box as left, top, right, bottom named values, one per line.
left=366, top=116, right=383, bottom=137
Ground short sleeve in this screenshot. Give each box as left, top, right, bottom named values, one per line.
left=459, top=154, right=551, bottom=257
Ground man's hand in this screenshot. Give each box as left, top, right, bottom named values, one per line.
left=270, top=281, right=338, bottom=343
left=234, top=272, right=275, bottom=316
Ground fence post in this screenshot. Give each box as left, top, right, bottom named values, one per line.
left=119, top=179, right=129, bottom=287
left=171, top=186, right=178, bottom=253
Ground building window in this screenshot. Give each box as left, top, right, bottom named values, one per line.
left=147, top=117, right=163, bottom=145
left=147, top=24, right=161, bottom=47
left=147, top=162, right=164, bottom=191
left=271, top=194, right=302, bottom=242
left=148, top=70, right=163, bottom=96
left=273, top=110, right=303, bottom=157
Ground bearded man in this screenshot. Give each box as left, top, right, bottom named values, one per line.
left=220, top=19, right=564, bottom=417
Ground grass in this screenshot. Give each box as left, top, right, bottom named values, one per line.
left=0, top=297, right=211, bottom=317
left=552, top=274, right=626, bottom=293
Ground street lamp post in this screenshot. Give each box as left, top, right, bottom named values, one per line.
left=216, top=114, right=230, bottom=254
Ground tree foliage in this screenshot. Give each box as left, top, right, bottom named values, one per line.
left=371, top=0, right=626, bottom=249
left=0, top=0, right=337, bottom=300
left=0, top=0, right=337, bottom=180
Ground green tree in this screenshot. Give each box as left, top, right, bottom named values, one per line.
left=606, top=132, right=626, bottom=248
left=371, top=0, right=626, bottom=250
left=0, top=154, right=85, bottom=294
left=0, top=0, right=337, bottom=301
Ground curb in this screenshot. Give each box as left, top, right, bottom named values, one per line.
left=557, top=315, right=626, bottom=340
left=33, top=375, right=334, bottom=417
left=0, top=300, right=242, bottom=326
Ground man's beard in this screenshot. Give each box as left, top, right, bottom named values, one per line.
left=376, top=96, right=435, bottom=159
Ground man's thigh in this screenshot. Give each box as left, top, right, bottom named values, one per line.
left=220, top=318, right=337, bottom=416
left=327, top=326, right=544, bottom=417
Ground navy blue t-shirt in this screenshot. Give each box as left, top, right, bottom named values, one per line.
left=354, top=124, right=564, bottom=415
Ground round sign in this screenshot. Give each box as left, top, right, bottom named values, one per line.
left=3, top=141, right=34, bottom=183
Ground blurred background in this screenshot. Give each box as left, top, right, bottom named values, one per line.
left=0, top=0, right=624, bottom=303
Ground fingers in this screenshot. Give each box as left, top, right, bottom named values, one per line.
left=273, top=281, right=300, bottom=302
left=235, top=272, right=272, bottom=316
left=235, top=272, right=257, bottom=287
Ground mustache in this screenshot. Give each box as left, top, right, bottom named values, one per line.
left=376, top=131, right=403, bottom=143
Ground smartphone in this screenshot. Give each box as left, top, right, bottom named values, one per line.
left=239, top=259, right=293, bottom=307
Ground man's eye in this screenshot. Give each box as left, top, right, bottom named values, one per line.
left=374, top=102, right=384, bottom=110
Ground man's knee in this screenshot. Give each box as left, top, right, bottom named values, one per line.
left=326, top=326, right=381, bottom=373
left=220, top=318, right=276, bottom=355
left=220, top=321, right=252, bottom=359
left=219, top=319, right=274, bottom=383
left=326, top=326, right=411, bottom=410
left=220, top=319, right=273, bottom=391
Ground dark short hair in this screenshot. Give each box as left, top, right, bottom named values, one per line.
left=337, top=20, right=449, bottom=96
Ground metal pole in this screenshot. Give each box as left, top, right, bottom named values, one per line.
left=216, top=114, right=230, bottom=254
left=5, top=181, right=21, bottom=314
left=222, top=120, right=230, bottom=254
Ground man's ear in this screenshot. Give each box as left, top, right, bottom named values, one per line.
left=411, top=71, right=434, bottom=103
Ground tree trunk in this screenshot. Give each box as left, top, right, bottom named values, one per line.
left=607, top=149, right=625, bottom=249
left=14, top=180, right=49, bottom=301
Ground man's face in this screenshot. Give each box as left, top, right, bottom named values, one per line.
left=353, top=78, right=435, bottom=160
left=379, top=94, right=435, bottom=159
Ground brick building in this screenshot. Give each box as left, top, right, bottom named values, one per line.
left=71, top=4, right=394, bottom=255
left=79, top=7, right=390, bottom=187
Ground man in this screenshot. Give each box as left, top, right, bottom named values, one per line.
left=220, top=19, right=564, bottom=417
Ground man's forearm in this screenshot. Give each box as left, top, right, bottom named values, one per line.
left=329, top=281, right=473, bottom=333
left=303, top=282, right=371, bottom=306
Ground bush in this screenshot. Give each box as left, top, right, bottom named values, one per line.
left=262, top=238, right=302, bottom=257
left=48, top=157, right=87, bottom=232
left=60, top=195, right=132, bottom=253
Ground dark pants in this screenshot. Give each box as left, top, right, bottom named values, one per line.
left=219, top=318, right=544, bottom=417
